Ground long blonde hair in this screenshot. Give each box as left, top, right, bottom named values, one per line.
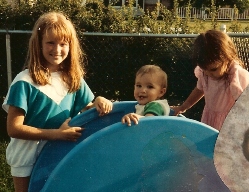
left=25, top=12, right=85, bottom=92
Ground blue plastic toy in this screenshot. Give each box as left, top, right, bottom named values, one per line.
left=41, top=117, right=229, bottom=192
left=29, top=101, right=137, bottom=192
left=29, top=101, right=226, bottom=192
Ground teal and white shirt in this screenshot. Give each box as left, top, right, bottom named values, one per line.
left=2, top=69, right=94, bottom=177
left=135, top=100, right=170, bottom=116
left=3, top=69, right=94, bottom=129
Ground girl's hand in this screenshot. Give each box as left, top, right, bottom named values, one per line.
left=170, top=106, right=186, bottom=116
left=56, top=118, right=83, bottom=142
left=94, top=96, right=113, bottom=116
left=121, top=113, right=143, bottom=126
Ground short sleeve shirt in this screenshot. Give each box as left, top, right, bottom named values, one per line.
left=2, top=69, right=94, bottom=129
left=194, top=61, right=249, bottom=130
left=135, top=100, right=170, bottom=116
left=144, top=102, right=165, bottom=116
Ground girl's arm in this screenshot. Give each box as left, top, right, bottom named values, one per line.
left=7, top=106, right=83, bottom=141
left=172, top=87, right=204, bottom=116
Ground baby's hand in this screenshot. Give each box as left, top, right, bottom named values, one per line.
left=57, top=118, right=83, bottom=142
left=121, top=113, right=143, bottom=126
left=94, top=96, right=113, bottom=116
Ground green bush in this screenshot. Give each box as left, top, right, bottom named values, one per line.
left=0, top=0, right=220, bottom=33
left=1, top=0, right=249, bottom=33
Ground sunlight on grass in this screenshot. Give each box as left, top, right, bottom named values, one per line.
left=189, top=20, right=249, bottom=32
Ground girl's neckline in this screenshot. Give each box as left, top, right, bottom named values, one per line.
left=41, top=64, right=62, bottom=73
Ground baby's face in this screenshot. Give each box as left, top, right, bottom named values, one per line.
left=134, top=73, right=166, bottom=105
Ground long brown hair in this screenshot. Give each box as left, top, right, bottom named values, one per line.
left=192, top=30, right=244, bottom=70
left=24, top=12, right=85, bottom=92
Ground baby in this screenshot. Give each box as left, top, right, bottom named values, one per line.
left=122, top=64, right=170, bottom=126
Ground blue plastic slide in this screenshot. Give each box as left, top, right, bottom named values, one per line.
left=29, top=101, right=227, bottom=192
left=41, top=117, right=229, bottom=192
left=28, top=101, right=137, bottom=192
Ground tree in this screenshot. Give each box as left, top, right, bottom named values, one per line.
left=178, top=0, right=249, bottom=13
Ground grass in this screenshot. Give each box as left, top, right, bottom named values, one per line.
left=0, top=140, right=14, bottom=192
left=199, top=19, right=249, bottom=32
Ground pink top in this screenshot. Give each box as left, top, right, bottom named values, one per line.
left=195, top=61, right=249, bottom=131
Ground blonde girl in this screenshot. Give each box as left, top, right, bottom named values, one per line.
left=2, top=12, right=112, bottom=192
left=173, top=30, right=249, bottom=130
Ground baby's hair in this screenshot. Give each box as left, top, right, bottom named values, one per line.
left=25, top=11, right=84, bottom=92
left=192, top=30, right=244, bottom=70
left=136, top=64, right=168, bottom=89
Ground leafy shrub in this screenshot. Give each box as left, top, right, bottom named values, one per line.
left=0, top=0, right=220, bottom=33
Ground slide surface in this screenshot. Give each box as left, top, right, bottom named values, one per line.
left=41, top=117, right=229, bottom=192
left=28, top=101, right=137, bottom=192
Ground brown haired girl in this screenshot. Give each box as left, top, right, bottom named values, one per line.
left=173, top=29, right=249, bottom=131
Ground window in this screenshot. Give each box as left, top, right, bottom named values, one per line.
left=112, top=0, right=141, bottom=8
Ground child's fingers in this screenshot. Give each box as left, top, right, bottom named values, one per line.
left=96, top=102, right=112, bottom=116
left=121, top=117, right=126, bottom=124
left=121, top=116, right=132, bottom=126
left=106, top=103, right=113, bottom=112
left=128, top=114, right=139, bottom=125
left=74, top=127, right=84, bottom=133
left=66, top=127, right=84, bottom=141
left=64, top=117, right=71, bottom=124
left=130, top=116, right=138, bottom=125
